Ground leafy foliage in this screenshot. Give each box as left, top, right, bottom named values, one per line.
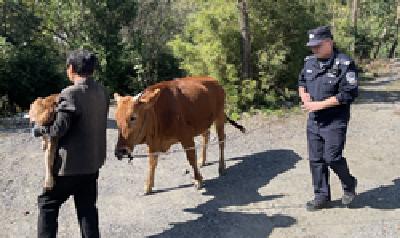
left=0, top=0, right=399, bottom=115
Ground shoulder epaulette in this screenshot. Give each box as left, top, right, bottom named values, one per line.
left=340, top=59, right=352, bottom=66
left=336, top=53, right=353, bottom=66
left=304, top=55, right=315, bottom=62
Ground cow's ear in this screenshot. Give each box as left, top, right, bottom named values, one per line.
left=114, top=93, right=121, bottom=103
left=139, top=88, right=160, bottom=106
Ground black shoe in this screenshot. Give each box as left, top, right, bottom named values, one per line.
left=342, top=178, right=358, bottom=205
left=306, top=199, right=330, bottom=211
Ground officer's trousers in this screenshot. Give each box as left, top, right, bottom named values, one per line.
left=307, top=121, right=356, bottom=201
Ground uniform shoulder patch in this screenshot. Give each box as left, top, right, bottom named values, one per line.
left=346, top=71, right=357, bottom=85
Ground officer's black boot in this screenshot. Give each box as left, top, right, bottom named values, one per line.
left=342, top=178, right=357, bottom=205
left=306, top=199, right=331, bottom=211
left=330, top=158, right=357, bottom=205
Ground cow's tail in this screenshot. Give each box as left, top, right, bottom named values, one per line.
left=225, top=114, right=246, bottom=133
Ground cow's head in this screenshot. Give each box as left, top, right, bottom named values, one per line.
left=29, top=94, right=59, bottom=125
left=114, top=88, right=160, bottom=159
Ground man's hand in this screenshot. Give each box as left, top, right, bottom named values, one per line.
left=31, top=125, right=49, bottom=137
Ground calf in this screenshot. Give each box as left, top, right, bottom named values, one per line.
left=29, top=94, right=59, bottom=189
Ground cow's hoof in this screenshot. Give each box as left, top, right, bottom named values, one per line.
left=144, top=187, right=153, bottom=195
left=44, top=179, right=54, bottom=189
left=194, top=180, right=202, bottom=190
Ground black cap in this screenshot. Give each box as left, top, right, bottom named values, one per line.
left=306, top=26, right=333, bottom=47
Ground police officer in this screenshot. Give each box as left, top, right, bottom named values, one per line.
left=298, top=26, right=358, bottom=211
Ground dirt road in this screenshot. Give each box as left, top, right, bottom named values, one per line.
left=1, top=70, right=399, bottom=237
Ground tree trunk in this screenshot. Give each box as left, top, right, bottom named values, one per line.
left=390, top=3, right=400, bottom=58
left=373, top=43, right=382, bottom=59
left=388, top=39, right=398, bottom=58
left=3, top=1, right=6, bottom=38
left=237, top=0, right=251, bottom=79
left=351, top=0, right=359, bottom=56
left=373, top=28, right=387, bottom=59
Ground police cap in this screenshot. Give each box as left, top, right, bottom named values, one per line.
left=306, top=26, right=333, bottom=47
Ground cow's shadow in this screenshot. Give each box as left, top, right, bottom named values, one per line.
left=149, top=149, right=301, bottom=238
left=346, top=178, right=400, bottom=210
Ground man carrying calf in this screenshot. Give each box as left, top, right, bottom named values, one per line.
left=33, top=49, right=109, bottom=237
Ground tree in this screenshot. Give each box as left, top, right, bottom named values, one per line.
left=351, top=0, right=359, bottom=55
left=169, top=0, right=317, bottom=113
left=237, top=0, right=251, bottom=79
left=0, top=1, right=66, bottom=111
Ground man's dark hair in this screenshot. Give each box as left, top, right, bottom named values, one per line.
left=66, top=49, right=97, bottom=77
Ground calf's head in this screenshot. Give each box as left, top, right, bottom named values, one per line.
left=28, top=94, right=59, bottom=125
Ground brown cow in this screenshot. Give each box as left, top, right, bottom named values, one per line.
left=29, top=94, right=59, bottom=189
left=114, top=77, right=245, bottom=194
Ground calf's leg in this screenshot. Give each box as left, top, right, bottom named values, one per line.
left=44, top=137, right=57, bottom=189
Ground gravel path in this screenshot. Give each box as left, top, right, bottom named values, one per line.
left=1, top=70, right=399, bottom=237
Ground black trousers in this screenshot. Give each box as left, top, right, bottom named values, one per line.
left=37, top=172, right=100, bottom=238
left=307, top=121, right=356, bottom=201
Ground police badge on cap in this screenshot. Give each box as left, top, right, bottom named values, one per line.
left=306, top=26, right=333, bottom=47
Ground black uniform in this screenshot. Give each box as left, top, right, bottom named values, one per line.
left=299, top=48, right=358, bottom=202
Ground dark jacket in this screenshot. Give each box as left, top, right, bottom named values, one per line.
left=298, top=49, right=358, bottom=126
left=49, top=77, right=109, bottom=175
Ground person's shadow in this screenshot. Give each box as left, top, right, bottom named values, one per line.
left=348, top=178, right=400, bottom=210
left=149, top=149, right=301, bottom=238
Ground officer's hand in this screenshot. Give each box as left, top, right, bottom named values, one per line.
left=31, top=125, right=49, bottom=137
left=300, top=93, right=311, bottom=104
left=301, top=101, right=324, bottom=112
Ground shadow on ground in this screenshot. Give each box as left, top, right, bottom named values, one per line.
left=355, top=89, right=400, bottom=104
left=348, top=178, right=400, bottom=210
left=149, top=149, right=301, bottom=238
left=359, top=75, right=399, bottom=87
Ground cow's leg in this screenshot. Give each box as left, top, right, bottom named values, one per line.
left=42, top=136, right=49, bottom=151
left=182, top=139, right=203, bottom=189
left=145, top=148, right=158, bottom=195
left=199, top=129, right=210, bottom=167
left=44, top=137, right=57, bottom=189
left=215, top=114, right=226, bottom=175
